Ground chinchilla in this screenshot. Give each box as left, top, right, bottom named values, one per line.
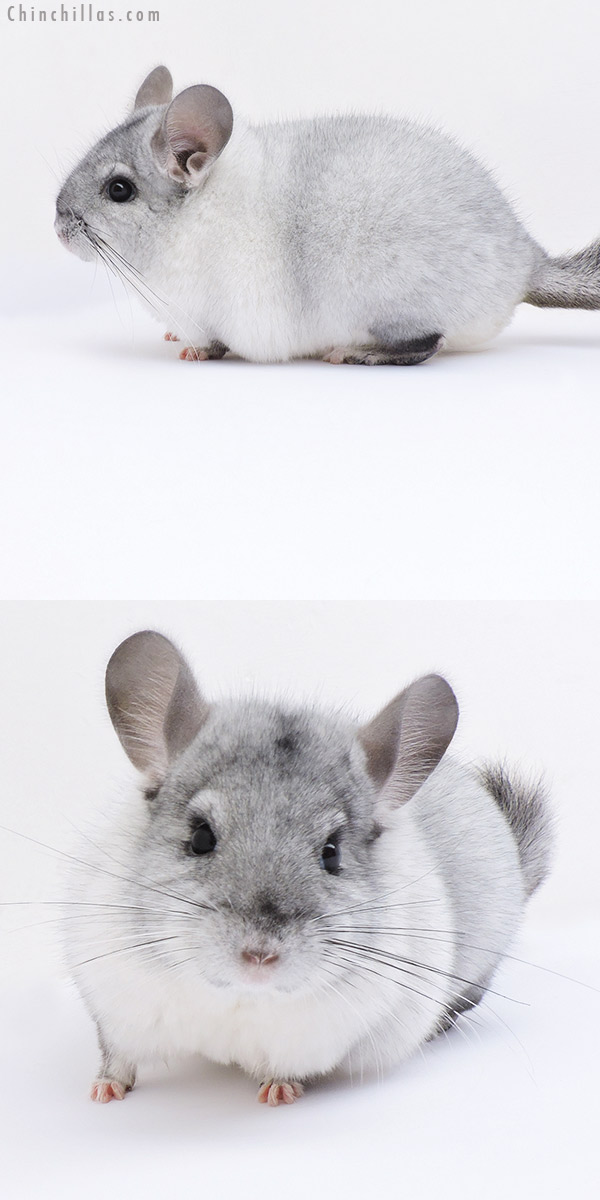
left=54, top=66, right=600, bottom=366
left=66, top=631, right=552, bottom=1105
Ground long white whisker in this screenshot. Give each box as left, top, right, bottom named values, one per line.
left=0, top=824, right=216, bottom=917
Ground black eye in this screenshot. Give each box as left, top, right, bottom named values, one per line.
left=107, top=176, right=136, bottom=203
left=320, top=837, right=341, bottom=875
left=190, top=821, right=217, bottom=856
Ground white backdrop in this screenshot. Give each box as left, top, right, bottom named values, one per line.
left=1, top=3, right=600, bottom=1198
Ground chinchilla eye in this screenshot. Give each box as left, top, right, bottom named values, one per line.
left=320, top=837, right=341, bottom=874
left=190, top=821, right=217, bottom=856
left=107, top=176, right=137, bottom=203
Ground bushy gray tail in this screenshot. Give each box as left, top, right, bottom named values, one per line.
left=525, top=241, right=600, bottom=309
left=479, top=764, right=554, bottom=897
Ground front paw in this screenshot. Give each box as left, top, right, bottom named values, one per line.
left=257, top=1079, right=304, bottom=1107
left=90, top=1078, right=132, bottom=1103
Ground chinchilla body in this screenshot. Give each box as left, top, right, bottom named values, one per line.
left=55, top=67, right=600, bottom=366
left=67, top=757, right=524, bottom=1081
left=150, top=117, right=537, bottom=362
left=67, top=633, right=552, bottom=1101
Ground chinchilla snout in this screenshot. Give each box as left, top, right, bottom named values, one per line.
left=54, top=197, right=75, bottom=243
left=54, top=197, right=96, bottom=261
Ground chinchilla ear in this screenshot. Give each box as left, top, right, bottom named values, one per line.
left=105, top=631, right=210, bottom=781
left=134, top=65, right=173, bottom=110
left=151, top=84, right=233, bottom=186
left=357, top=675, right=459, bottom=807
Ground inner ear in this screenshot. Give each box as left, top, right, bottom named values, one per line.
left=358, top=675, right=459, bottom=808
left=357, top=692, right=408, bottom=790
left=105, top=630, right=210, bottom=781
left=152, top=84, right=234, bottom=186
left=134, top=65, right=173, bottom=110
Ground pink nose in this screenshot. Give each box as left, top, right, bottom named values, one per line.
left=241, top=949, right=280, bottom=967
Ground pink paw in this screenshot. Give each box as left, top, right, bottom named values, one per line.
left=164, top=331, right=180, bottom=342
left=257, top=1079, right=304, bottom=1107
left=90, top=1079, right=128, bottom=1104
left=179, top=346, right=210, bottom=361
left=323, top=348, right=347, bottom=364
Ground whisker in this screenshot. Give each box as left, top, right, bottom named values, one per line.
left=87, top=228, right=207, bottom=343
left=325, top=925, right=464, bottom=937
left=2, top=905, right=201, bottom=935
left=72, top=934, right=181, bottom=969
left=340, top=925, right=600, bottom=997
left=98, top=249, right=130, bottom=328
left=326, top=938, right=527, bottom=1007
left=0, top=900, right=191, bottom=912
left=61, top=813, right=204, bottom=920
left=477, top=994, right=536, bottom=1082
left=313, top=869, right=442, bottom=924
left=324, top=948, right=450, bottom=1011
left=0, top=824, right=215, bottom=918
left=318, top=973, right=383, bottom=1083
left=93, top=241, right=163, bottom=319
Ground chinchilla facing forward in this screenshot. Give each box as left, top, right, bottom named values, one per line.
left=55, top=67, right=600, bottom=366
left=68, top=631, right=552, bottom=1105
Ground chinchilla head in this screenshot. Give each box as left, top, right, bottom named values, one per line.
left=104, top=631, right=459, bottom=997
left=54, top=66, right=234, bottom=273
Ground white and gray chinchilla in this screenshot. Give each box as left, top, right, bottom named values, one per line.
left=68, top=630, right=552, bottom=1106
left=55, top=66, right=600, bottom=366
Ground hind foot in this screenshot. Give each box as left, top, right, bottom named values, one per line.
left=324, top=333, right=444, bottom=366
left=257, top=1079, right=304, bottom=1107
left=179, top=341, right=228, bottom=362
left=90, top=1078, right=133, bottom=1103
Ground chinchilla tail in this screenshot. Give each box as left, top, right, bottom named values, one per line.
left=479, top=764, right=554, bottom=897
left=524, top=240, right=600, bottom=309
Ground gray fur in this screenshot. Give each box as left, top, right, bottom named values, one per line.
left=479, top=763, right=553, bottom=896
left=525, top=242, right=600, bottom=309
left=162, top=699, right=377, bottom=922
left=54, top=106, right=185, bottom=272
left=55, top=68, right=600, bottom=364
left=329, top=333, right=444, bottom=366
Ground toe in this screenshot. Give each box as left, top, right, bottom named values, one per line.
left=257, top=1079, right=304, bottom=1107
left=179, top=346, right=209, bottom=361
left=90, top=1080, right=127, bottom=1103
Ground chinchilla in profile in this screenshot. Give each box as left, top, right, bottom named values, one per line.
left=55, top=67, right=600, bottom=366
left=66, top=630, right=552, bottom=1105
